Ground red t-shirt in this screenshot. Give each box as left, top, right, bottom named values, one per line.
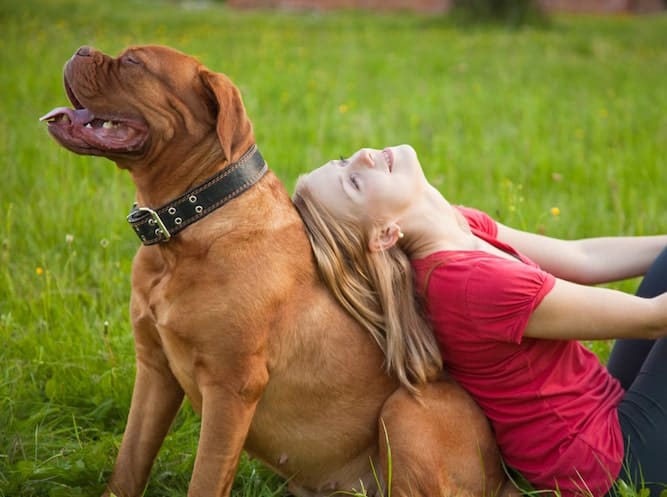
left=412, top=206, right=625, bottom=497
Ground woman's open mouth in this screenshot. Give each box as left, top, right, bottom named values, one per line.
left=382, top=148, right=394, bottom=173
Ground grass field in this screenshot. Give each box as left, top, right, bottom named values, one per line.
left=1, top=0, right=666, bottom=495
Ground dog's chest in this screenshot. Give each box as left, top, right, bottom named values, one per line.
left=147, top=295, right=203, bottom=407
left=135, top=269, right=216, bottom=408
left=138, top=260, right=274, bottom=412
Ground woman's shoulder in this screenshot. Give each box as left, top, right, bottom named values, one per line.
left=413, top=250, right=554, bottom=302
left=416, top=252, right=556, bottom=344
left=412, top=250, right=508, bottom=300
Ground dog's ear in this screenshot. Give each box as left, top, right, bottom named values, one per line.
left=199, top=68, right=254, bottom=163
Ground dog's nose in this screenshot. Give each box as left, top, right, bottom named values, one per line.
left=76, top=46, right=92, bottom=57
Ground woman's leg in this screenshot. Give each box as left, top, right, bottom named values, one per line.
left=607, top=247, right=667, bottom=388
left=606, top=339, right=654, bottom=390
left=616, top=338, right=667, bottom=493
left=612, top=247, right=667, bottom=492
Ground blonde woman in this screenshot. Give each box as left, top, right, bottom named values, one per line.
left=292, top=144, right=667, bottom=497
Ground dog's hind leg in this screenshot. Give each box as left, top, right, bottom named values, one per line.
left=377, top=378, right=507, bottom=497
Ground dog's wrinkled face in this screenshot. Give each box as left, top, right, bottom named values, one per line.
left=41, top=45, right=250, bottom=168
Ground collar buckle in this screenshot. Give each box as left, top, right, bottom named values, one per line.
left=129, top=205, right=171, bottom=242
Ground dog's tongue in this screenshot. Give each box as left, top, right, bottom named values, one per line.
left=40, top=107, right=95, bottom=125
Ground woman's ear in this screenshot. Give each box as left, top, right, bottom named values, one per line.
left=368, top=223, right=402, bottom=252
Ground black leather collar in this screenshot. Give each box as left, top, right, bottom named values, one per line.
left=127, top=145, right=267, bottom=245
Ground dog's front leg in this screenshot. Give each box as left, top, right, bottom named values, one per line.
left=103, top=353, right=184, bottom=497
left=187, top=361, right=269, bottom=497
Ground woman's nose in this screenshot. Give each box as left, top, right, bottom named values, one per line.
left=357, top=149, right=376, bottom=168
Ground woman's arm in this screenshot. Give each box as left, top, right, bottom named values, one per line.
left=524, top=278, right=667, bottom=341
left=496, top=223, right=667, bottom=285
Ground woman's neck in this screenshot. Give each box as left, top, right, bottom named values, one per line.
left=399, top=185, right=477, bottom=260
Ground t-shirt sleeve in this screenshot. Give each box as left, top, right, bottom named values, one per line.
left=464, top=258, right=555, bottom=344
left=455, top=206, right=498, bottom=238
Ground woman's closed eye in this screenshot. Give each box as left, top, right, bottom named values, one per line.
left=349, top=174, right=361, bottom=190
left=339, top=156, right=349, bottom=166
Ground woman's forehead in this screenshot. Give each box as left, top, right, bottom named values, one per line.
left=304, top=161, right=338, bottom=193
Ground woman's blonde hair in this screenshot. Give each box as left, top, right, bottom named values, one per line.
left=293, top=176, right=442, bottom=395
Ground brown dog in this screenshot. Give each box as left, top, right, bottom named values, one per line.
left=41, top=45, right=511, bottom=497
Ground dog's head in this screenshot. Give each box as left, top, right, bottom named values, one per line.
left=41, top=45, right=254, bottom=170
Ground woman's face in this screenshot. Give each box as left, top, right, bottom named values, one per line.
left=300, top=144, right=427, bottom=229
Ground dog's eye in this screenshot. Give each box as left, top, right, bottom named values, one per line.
left=122, top=54, right=142, bottom=66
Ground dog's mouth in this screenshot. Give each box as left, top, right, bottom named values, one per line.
left=40, top=75, right=149, bottom=157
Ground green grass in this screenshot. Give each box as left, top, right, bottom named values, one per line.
left=1, top=0, right=666, bottom=495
